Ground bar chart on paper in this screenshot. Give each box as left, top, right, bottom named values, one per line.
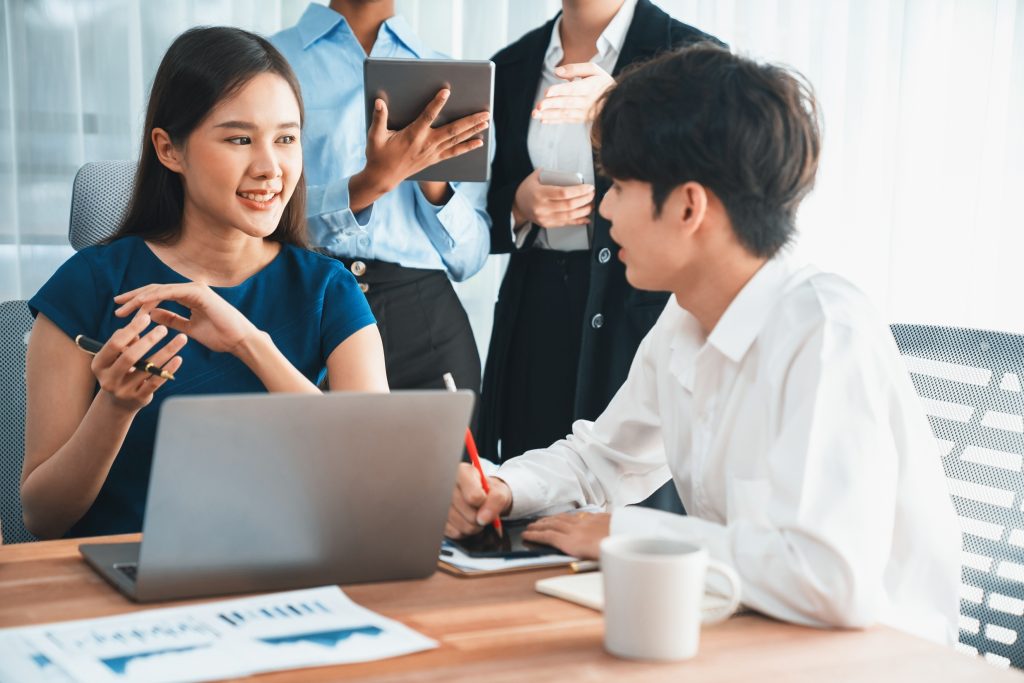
left=0, top=587, right=437, bottom=683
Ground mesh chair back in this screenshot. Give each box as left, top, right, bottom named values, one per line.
left=0, top=301, right=37, bottom=544
left=68, top=160, right=136, bottom=251
left=892, top=324, right=1024, bottom=668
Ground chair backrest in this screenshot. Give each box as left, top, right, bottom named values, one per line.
left=68, top=160, right=136, bottom=251
left=891, top=324, right=1024, bottom=669
left=0, top=301, right=37, bottom=544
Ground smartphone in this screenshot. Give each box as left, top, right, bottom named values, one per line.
left=538, top=169, right=585, bottom=186
left=445, top=518, right=562, bottom=558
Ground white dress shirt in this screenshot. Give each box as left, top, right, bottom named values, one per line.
left=521, top=0, right=637, bottom=251
left=496, top=256, right=962, bottom=644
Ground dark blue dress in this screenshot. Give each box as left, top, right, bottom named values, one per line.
left=28, top=236, right=376, bottom=537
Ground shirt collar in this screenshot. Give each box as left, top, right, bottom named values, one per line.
left=597, top=0, right=638, bottom=59
left=543, top=0, right=639, bottom=69
left=380, top=15, right=424, bottom=57
left=706, top=255, right=812, bottom=363
left=296, top=3, right=422, bottom=56
left=667, top=254, right=814, bottom=391
left=297, top=3, right=345, bottom=49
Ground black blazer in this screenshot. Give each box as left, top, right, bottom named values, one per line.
left=478, top=0, right=722, bottom=460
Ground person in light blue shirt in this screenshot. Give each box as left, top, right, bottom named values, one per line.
left=272, top=2, right=492, bottom=395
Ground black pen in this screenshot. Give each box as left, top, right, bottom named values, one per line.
left=74, top=334, right=176, bottom=381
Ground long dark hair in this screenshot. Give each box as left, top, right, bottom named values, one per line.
left=111, top=26, right=307, bottom=247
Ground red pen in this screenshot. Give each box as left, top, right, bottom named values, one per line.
left=442, top=373, right=504, bottom=536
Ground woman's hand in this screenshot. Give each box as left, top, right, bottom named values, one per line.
left=91, top=309, right=187, bottom=413
left=113, top=282, right=259, bottom=355
left=513, top=169, right=595, bottom=229
left=533, top=62, right=616, bottom=124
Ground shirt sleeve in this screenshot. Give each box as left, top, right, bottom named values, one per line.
left=307, top=175, right=374, bottom=241
left=320, top=266, right=377, bottom=362
left=411, top=178, right=492, bottom=282
left=611, top=321, right=904, bottom=632
left=28, top=251, right=103, bottom=341
left=496, top=315, right=672, bottom=516
left=409, top=127, right=496, bottom=281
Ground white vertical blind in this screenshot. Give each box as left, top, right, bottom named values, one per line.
left=2, top=0, right=1023, bottom=358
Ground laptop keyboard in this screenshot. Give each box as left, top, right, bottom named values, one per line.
left=113, top=562, right=139, bottom=583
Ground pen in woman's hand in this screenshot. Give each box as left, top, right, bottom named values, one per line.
left=75, top=334, right=176, bottom=381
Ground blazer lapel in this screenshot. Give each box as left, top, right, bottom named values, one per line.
left=497, top=15, right=559, bottom=249
left=510, top=20, right=554, bottom=174
left=613, top=0, right=672, bottom=75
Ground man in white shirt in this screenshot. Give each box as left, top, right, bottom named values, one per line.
left=446, top=44, right=961, bottom=644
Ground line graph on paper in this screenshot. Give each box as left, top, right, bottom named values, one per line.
left=43, top=615, right=218, bottom=676
left=33, top=590, right=410, bottom=682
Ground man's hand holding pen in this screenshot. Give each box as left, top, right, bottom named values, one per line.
left=445, top=462, right=611, bottom=559
left=445, top=462, right=513, bottom=539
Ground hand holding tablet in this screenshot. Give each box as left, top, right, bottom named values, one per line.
left=361, top=58, right=495, bottom=184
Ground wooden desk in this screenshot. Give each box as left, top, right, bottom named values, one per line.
left=1, top=535, right=1019, bottom=682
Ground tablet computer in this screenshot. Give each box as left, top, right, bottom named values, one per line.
left=445, top=518, right=561, bottom=558
left=363, top=58, right=494, bottom=182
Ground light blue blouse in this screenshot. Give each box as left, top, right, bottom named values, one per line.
left=271, top=3, right=492, bottom=281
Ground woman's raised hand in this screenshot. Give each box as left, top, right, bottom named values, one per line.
left=532, top=62, right=616, bottom=124
left=113, top=283, right=259, bottom=355
left=91, top=309, right=187, bottom=413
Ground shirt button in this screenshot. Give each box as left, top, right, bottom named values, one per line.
left=358, top=236, right=370, bottom=248
left=359, top=283, right=370, bottom=293
left=350, top=260, right=367, bottom=277
left=591, top=313, right=604, bottom=329
left=597, top=247, right=611, bottom=264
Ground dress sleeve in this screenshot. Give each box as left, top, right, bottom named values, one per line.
left=319, top=265, right=377, bottom=362
left=27, top=251, right=103, bottom=341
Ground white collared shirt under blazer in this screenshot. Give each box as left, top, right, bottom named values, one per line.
left=496, top=256, right=961, bottom=644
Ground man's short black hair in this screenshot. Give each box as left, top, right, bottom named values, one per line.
left=594, top=43, right=821, bottom=258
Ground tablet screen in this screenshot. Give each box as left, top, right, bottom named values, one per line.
left=446, top=518, right=562, bottom=558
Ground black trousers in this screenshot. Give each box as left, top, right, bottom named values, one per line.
left=337, top=259, right=481, bottom=397
left=499, top=249, right=591, bottom=461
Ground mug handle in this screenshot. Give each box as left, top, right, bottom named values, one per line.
left=700, top=559, right=742, bottom=624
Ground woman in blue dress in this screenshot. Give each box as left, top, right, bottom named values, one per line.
left=21, top=27, right=387, bottom=539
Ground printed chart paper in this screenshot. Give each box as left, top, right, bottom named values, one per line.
left=0, top=586, right=436, bottom=683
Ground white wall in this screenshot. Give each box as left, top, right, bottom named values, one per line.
left=3, top=0, right=1023, bottom=359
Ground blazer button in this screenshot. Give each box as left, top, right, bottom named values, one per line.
left=359, top=282, right=370, bottom=293
left=597, top=247, right=611, bottom=264
left=351, top=260, right=366, bottom=277
left=591, top=313, right=604, bottom=329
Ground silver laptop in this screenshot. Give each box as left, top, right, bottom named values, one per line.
left=80, top=390, right=474, bottom=602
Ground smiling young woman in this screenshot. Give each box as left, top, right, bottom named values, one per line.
left=20, top=27, right=388, bottom=540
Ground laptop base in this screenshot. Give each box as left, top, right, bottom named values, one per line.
left=80, top=542, right=140, bottom=600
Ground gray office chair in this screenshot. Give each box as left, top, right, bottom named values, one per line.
left=0, top=161, right=136, bottom=544
left=892, top=324, right=1024, bottom=669
left=0, top=300, right=37, bottom=544
left=68, top=160, right=136, bottom=250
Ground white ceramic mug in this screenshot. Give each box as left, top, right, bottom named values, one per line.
left=600, top=535, right=742, bottom=661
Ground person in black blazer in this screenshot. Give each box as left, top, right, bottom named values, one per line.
left=479, top=0, right=722, bottom=510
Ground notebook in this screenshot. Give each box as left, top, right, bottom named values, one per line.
left=536, top=572, right=740, bottom=613
left=438, top=540, right=575, bottom=577
left=536, top=572, right=605, bottom=610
